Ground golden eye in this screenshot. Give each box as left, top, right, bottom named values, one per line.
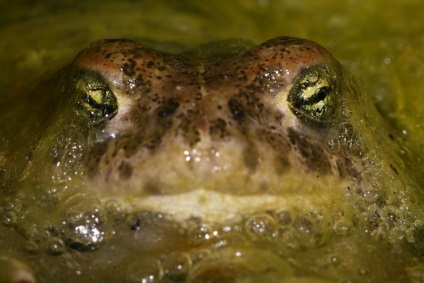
left=287, top=65, right=340, bottom=124
left=75, top=73, right=118, bottom=125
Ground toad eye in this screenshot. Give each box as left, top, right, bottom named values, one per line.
left=75, top=73, right=118, bottom=125
left=287, top=65, right=340, bottom=124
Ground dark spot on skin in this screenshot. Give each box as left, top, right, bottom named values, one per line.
left=243, top=142, right=259, bottom=171
left=86, top=141, right=111, bottom=178
left=275, top=111, right=284, bottom=122
left=128, top=216, right=140, bottom=231
left=122, top=58, right=137, bottom=76
left=144, top=181, right=164, bottom=195
left=209, top=118, right=230, bottom=140
left=178, top=111, right=201, bottom=146
left=118, top=161, right=133, bottom=180
left=390, top=164, right=399, bottom=175
left=336, top=156, right=360, bottom=179
left=144, top=135, right=164, bottom=151
left=195, top=92, right=202, bottom=100
left=157, top=99, right=180, bottom=117
left=288, top=127, right=331, bottom=173
left=257, top=128, right=291, bottom=173
left=147, top=61, right=154, bottom=68
left=133, top=79, right=153, bottom=93
left=228, top=97, right=245, bottom=121
left=120, top=135, right=145, bottom=158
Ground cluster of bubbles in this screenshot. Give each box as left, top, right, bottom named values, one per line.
left=125, top=247, right=296, bottom=283
left=346, top=156, right=424, bottom=249
left=1, top=189, right=359, bottom=282
left=185, top=207, right=344, bottom=250
left=126, top=251, right=192, bottom=283
left=123, top=206, right=352, bottom=282
left=5, top=188, right=419, bottom=281
left=1, top=194, right=66, bottom=255
left=1, top=192, right=111, bottom=254
left=60, top=193, right=110, bottom=251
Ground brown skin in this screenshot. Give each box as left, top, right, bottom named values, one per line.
left=62, top=37, right=359, bottom=201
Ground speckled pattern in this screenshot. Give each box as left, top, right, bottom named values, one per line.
left=66, top=36, right=361, bottom=196
left=1, top=36, right=420, bottom=282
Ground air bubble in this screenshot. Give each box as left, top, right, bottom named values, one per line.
left=126, top=258, right=163, bottom=283
left=104, top=199, right=124, bottom=221
left=358, top=268, right=369, bottom=276
left=61, top=194, right=109, bottom=251
left=245, top=213, right=277, bottom=239
left=292, top=218, right=319, bottom=248
left=18, top=215, right=50, bottom=241
left=47, top=237, right=66, bottom=255
left=161, top=252, right=192, bottom=281
left=188, top=223, right=220, bottom=243
left=379, top=205, right=401, bottom=228
left=190, top=249, right=211, bottom=265
left=2, top=211, right=17, bottom=226
left=188, top=223, right=243, bottom=247
left=278, top=228, right=299, bottom=249
left=274, top=210, right=292, bottom=226
left=362, top=190, right=381, bottom=205
left=294, top=218, right=314, bottom=235
left=329, top=255, right=341, bottom=267
left=1, top=200, right=23, bottom=226
left=333, top=217, right=353, bottom=236
left=3, top=199, right=23, bottom=212
left=278, top=216, right=324, bottom=249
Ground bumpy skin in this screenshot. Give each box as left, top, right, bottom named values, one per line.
left=6, top=36, right=393, bottom=226
left=29, top=36, right=370, bottom=223
left=2, top=37, right=421, bottom=282
left=67, top=37, right=360, bottom=198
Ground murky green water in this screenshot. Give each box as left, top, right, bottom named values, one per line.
left=1, top=0, right=423, bottom=282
